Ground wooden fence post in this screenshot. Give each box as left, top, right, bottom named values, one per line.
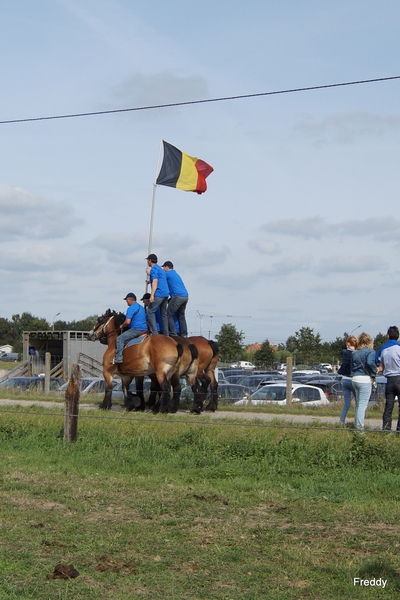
left=64, top=364, right=81, bottom=442
left=44, top=352, right=51, bottom=395
left=286, top=357, right=293, bottom=406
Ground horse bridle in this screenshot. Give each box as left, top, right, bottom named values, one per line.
left=95, top=315, right=120, bottom=344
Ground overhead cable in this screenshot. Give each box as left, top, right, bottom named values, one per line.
left=0, top=75, right=399, bottom=125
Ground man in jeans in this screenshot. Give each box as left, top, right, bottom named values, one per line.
left=145, top=254, right=169, bottom=335
left=113, top=293, right=148, bottom=363
left=162, top=260, right=189, bottom=337
left=376, top=325, right=400, bottom=431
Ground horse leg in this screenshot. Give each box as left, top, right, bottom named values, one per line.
left=205, top=374, right=218, bottom=412
left=99, top=364, right=115, bottom=410
left=133, top=376, right=146, bottom=411
left=158, top=375, right=173, bottom=413
left=170, top=373, right=181, bottom=413
left=146, top=376, right=161, bottom=413
left=191, top=374, right=209, bottom=414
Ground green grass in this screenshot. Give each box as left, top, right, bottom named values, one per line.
left=0, top=407, right=399, bottom=598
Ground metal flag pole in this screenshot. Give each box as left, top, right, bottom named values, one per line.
left=145, top=139, right=163, bottom=293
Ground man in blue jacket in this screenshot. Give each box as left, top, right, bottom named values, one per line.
left=162, top=260, right=189, bottom=337
left=145, top=254, right=169, bottom=335
left=114, top=293, right=148, bottom=363
left=376, top=325, right=400, bottom=431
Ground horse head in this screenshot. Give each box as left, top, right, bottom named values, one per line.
left=88, top=309, right=118, bottom=344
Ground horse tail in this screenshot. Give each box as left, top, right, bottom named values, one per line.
left=189, top=343, right=199, bottom=364
left=176, top=343, right=184, bottom=361
left=208, top=340, right=219, bottom=357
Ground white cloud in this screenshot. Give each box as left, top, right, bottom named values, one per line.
left=317, top=254, right=383, bottom=275
left=248, top=237, right=280, bottom=254
left=260, top=217, right=327, bottom=240
left=110, top=71, right=209, bottom=108
left=0, top=185, right=83, bottom=240
left=258, top=254, right=313, bottom=276
left=294, top=110, right=400, bottom=145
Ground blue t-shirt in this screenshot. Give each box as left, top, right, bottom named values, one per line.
left=165, top=269, right=188, bottom=297
left=126, top=303, right=147, bottom=330
left=149, top=264, right=169, bottom=297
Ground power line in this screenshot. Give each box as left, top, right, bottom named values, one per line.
left=0, top=75, right=399, bottom=126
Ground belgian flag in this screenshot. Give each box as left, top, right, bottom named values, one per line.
left=156, top=140, right=213, bottom=194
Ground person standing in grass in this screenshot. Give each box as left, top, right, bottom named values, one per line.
left=350, top=332, right=377, bottom=432
left=337, top=336, right=357, bottom=425
left=376, top=325, right=400, bottom=432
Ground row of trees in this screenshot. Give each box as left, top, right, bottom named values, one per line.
left=215, top=324, right=388, bottom=368
left=0, top=313, right=388, bottom=367
left=0, top=313, right=98, bottom=354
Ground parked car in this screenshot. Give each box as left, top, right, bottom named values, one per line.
left=181, top=382, right=252, bottom=404
left=236, top=374, right=285, bottom=392
left=58, top=377, right=119, bottom=396
left=112, top=377, right=152, bottom=400
left=235, top=383, right=329, bottom=407
left=0, top=352, right=19, bottom=362
left=330, top=376, right=386, bottom=401
left=0, top=376, right=63, bottom=392
left=229, top=361, right=255, bottom=370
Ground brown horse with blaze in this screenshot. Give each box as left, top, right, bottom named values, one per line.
left=88, top=309, right=185, bottom=412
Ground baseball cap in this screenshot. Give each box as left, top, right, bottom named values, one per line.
left=140, top=293, right=151, bottom=301
left=161, top=260, right=174, bottom=268
left=145, top=253, right=158, bottom=262
left=124, top=292, right=136, bottom=300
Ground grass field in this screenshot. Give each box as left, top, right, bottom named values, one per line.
left=0, top=405, right=399, bottom=599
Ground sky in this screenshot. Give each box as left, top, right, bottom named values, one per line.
left=1, top=0, right=399, bottom=346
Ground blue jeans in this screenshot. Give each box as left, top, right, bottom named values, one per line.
left=352, top=379, right=372, bottom=432
left=340, top=377, right=356, bottom=424
left=147, top=296, right=168, bottom=335
left=115, top=328, right=145, bottom=360
left=167, top=296, right=188, bottom=336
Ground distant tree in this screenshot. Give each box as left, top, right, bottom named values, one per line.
left=215, top=323, right=245, bottom=363
left=0, top=317, right=18, bottom=347
left=254, top=339, right=275, bottom=368
left=374, top=332, right=387, bottom=351
left=293, top=326, right=322, bottom=366
left=329, top=333, right=349, bottom=361
left=285, top=335, right=297, bottom=353
left=53, top=316, right=99, bottom=331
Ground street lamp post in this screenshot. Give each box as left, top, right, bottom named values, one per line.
left=52, top=313, right=60, bottom=333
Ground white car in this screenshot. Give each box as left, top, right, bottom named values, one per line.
left=235, top=383, right=329, bottom=407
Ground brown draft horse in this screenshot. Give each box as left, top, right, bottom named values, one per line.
left=88, top=310, right=187, bottom=413
left=188, top=336, right=219, bottom=413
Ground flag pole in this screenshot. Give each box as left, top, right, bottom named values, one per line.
left=145, top=139, right=163, bottom=292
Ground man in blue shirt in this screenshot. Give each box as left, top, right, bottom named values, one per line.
left=145, top=254, right=169, bottom=335
left=377, top=325, right=400, bottom=431
left=162, top=260, right=189, bottom=337
left=114, top=292, right=148, bottom=363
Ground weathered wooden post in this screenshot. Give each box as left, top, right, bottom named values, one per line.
left=286, top=356, right=293, bottom=406
left=64, top=364, right=81, bottom=442
left=44, top=352, right=51, bottom=395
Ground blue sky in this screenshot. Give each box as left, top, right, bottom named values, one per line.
left=1, top=0, right=399, bottom=345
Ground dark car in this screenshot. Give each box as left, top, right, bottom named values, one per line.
left=330, top=376, right=386, bottom=401
left=0, top=376, right=63, bottom=392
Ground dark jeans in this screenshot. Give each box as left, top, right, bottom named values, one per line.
left=383, top=375, right=400, bottom=431
left=147, top=296, right=169, bottom=335
left=167, top=296, right=188, bottom=336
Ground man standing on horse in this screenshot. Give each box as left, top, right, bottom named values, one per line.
left=162, top=260, right=189, bottom=337
left=145, top=254, right=169, bottom=336
left=113, top=293, right=148, bottom=364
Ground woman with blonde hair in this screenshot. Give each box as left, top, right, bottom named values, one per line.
left=338, top=335, right=357, bottom=425
left=350, top=332, right=377, bottom=432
